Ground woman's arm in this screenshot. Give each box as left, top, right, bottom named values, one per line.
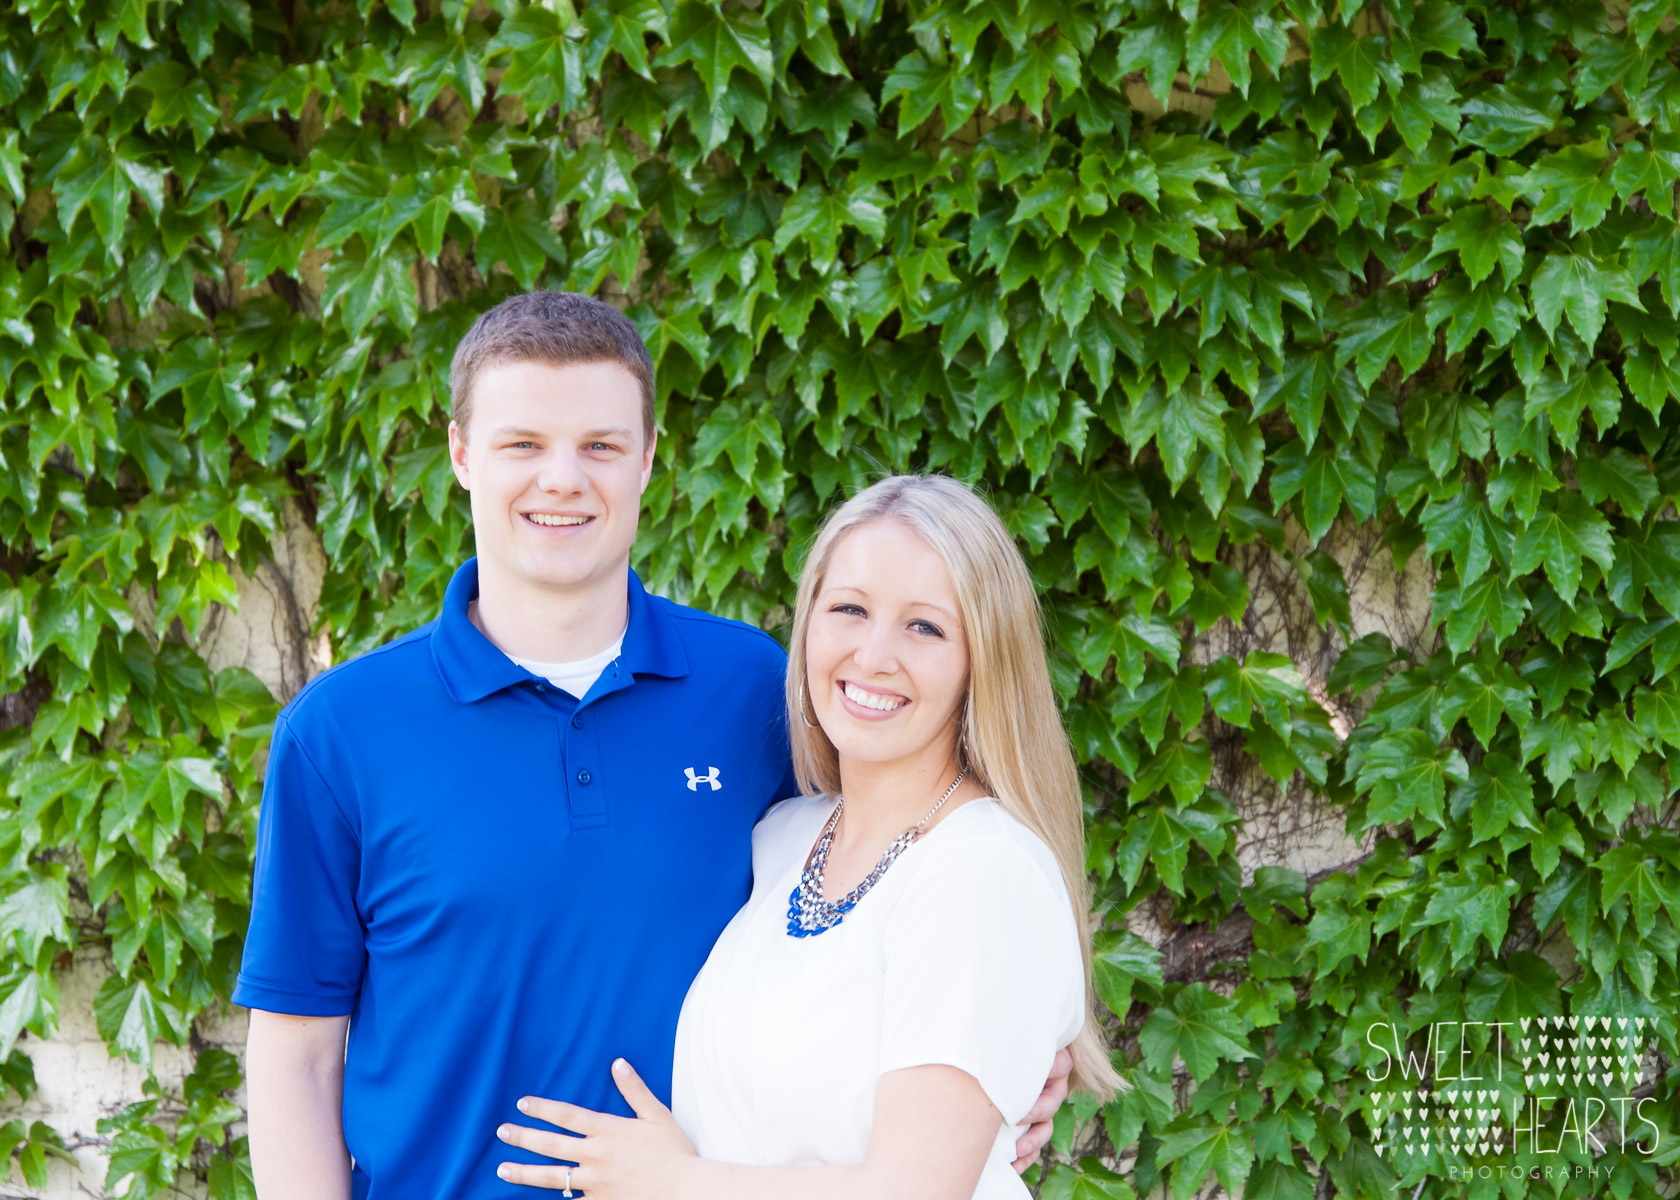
left=495, top=1058, right=1002, bottom=1200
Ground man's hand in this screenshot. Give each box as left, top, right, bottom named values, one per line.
left=1011, top=1047, right=1073, bottom=1173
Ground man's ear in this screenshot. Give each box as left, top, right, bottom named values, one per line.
left=639, top=427, right=658, bottom=494
left=448, top=419, right=471, bottom=489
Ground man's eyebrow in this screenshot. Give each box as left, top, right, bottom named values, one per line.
left=489, top=426, right=547, bottom=439
left=581, top=426, right=636, bottom=441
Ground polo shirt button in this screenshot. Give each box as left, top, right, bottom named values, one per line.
left=572, top=714, right=584, bottom=729
left=577, top=769, right=593, bottom=785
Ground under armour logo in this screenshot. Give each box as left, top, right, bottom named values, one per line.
left=684, top=766, right=722, bottom=791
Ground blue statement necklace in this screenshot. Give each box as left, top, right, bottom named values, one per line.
left=785, top=769, right=967, bottom=938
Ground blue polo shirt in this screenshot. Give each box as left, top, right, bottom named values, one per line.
left=233, top=559, right=797, bottom=1199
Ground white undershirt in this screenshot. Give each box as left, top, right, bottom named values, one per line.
left=470, top=601, right=627, bottom=698
left=505, top=635, right=624, bottom=698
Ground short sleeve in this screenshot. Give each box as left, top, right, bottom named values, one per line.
left=877, top=836, right=1084, bottom=1127
left=231, top=713, right=366, bottom=1015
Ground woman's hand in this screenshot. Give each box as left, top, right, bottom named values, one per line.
left=496, top=1059, right=697, bottom=1198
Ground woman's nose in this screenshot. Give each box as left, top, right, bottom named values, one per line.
left=849, top=618, right=899, bottom=675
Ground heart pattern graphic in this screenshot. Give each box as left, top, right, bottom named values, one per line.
left=1369, top=1014, right=1651, bottom=1161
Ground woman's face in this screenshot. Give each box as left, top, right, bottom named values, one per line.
left=805, top=519, right=970, bottom=771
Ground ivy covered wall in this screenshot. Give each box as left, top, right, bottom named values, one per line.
left=2, top=0, right=1680, bottom=1195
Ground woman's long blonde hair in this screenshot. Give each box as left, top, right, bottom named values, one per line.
left=784, top=474, right=1125, bottom=1101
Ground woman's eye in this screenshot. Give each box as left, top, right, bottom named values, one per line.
left=830, top=603, right=865, bottom=617
left=911, top=620, right=944, bottom=638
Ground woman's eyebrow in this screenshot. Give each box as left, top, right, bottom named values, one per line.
left=912, top=602, right=958, bottom=621
left=825, top=584, right=957, bottom=622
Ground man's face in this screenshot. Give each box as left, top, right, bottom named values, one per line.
left=448, top=359, right=655, bottom=597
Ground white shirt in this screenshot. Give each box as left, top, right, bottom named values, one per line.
left=671, top=794, right=1085, bottom=1200
left=504, top=634, right=624, bottom=698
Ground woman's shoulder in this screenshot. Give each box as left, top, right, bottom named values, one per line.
left=751, top=793, right=837, bottom=864
left=911, top=797, right=1067, bottom=898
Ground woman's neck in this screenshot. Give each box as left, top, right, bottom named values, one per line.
left=832, top=744, right=978, bottom=853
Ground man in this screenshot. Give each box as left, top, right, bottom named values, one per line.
left=236, top=292, right=1068, bottom=1198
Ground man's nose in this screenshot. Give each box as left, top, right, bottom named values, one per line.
left=535, top=448, right=587, bottom=496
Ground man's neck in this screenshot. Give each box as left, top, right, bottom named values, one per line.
left=469, top=561, right=630, bottom=662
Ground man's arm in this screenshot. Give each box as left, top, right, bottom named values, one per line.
left=246, top=1010, right=353, bottom=1200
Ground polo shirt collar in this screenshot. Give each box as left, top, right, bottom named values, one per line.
left=619, top=567, right=690, bottom=681
left=431, top=558, right=688, bottom=704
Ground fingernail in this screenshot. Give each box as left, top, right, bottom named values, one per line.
left=517, top=1098, right=530, bottom=1113
left=497, top=1125, right=509, bottom=1140
left=613, top=1058, right=628, bottom=1074
left=498, top=1165, right=511, bottom=1180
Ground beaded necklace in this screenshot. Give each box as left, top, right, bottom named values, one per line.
left=785, top=769, right=967, bottom=938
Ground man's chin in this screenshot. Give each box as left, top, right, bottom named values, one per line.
left=515, top=552, right=624, bottom=594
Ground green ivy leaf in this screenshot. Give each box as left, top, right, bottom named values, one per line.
left=990, top=34, right=1082, bottom=113
left=1530, top=251, right=1642, bottom=347
left=1357, top=728, right=1467, bottom=828
left=1430, top=203, right=1525, bottom=287
left=659, top=4, right=774, bottom=97
left=490, top=7, right=587, bottom=114
left=1597, top=835, right=1680, bottom=937
left=1514, top=141, right=1617, bottom=233
left=1509, top=490, right=1617, bottom=604
left=1309, top=23, right=1384, bottom=110
left=1336, top=288, right=1439, bottom=387
left=1092, top=928, right=1164, bottom=1017
left=1040, top=1158, right=1137, bottom=1200
left=1140, top=984, right=1258, bottom=1083
left=1452, top=751, right=1538, bottom=844
left=1268, top=438, right=1378, bottom=543
left=1421, top=865, right=1521, bottom=964
left=93, top=976, right=186, bottom=1069
left=473, top=199, right=566, bottom=290
left=1157, top=1116, right=1256, bottom=1200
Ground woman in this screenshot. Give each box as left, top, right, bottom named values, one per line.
left=496, top=474, right=1124, bottom=1198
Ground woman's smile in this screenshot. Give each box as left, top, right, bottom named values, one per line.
left=838, top=679, right=911, bottom=717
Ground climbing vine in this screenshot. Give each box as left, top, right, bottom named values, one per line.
left=2, top=0, right=1679, bottom=1195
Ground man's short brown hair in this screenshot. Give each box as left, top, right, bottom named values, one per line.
left=449, top=291, right=657, bottom=444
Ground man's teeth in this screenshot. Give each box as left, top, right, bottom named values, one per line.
left=843, top=682, right=906, bottom=711
left=527, top=514, right=590, bottom=527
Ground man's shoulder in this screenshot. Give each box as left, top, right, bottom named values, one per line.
left=281, top=622, right=440, bottom=729
left=652, top=594, right=787, bottom=669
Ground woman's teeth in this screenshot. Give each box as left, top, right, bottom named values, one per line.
left=843, top=682, right=906, bottom=711
left=526, top=514, right=590, bottom=527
